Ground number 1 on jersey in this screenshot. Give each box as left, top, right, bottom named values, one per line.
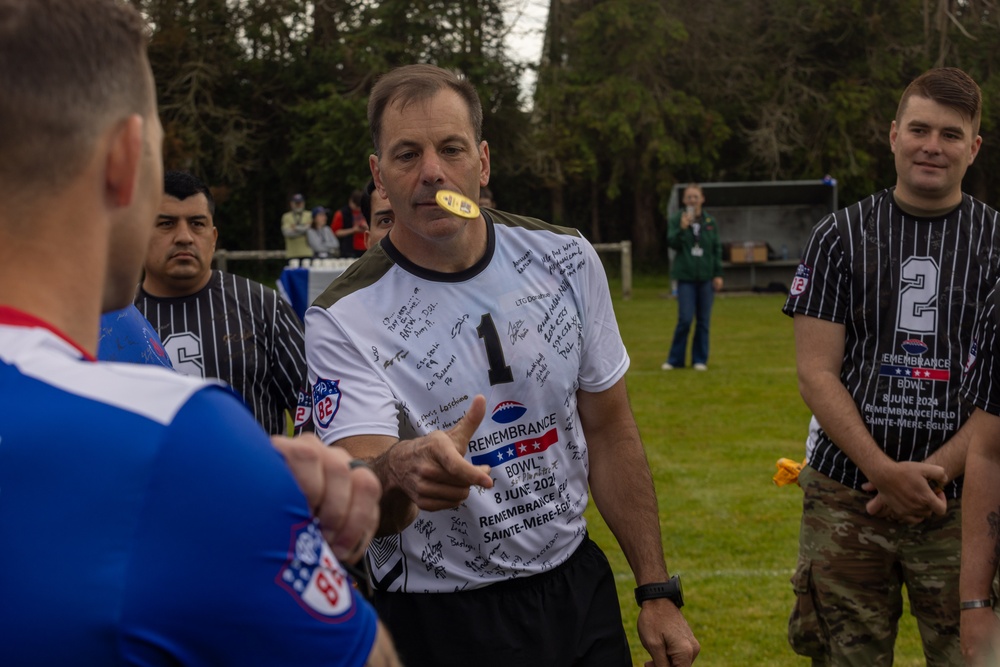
left=476, top=314, right=514, bottom=385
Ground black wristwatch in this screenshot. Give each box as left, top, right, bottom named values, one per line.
left=634, top=575, right=684, bottom=608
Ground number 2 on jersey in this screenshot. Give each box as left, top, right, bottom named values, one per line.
left=476, top=314, right=514, bottom=385
left=897, top=256, right=939, bottom=334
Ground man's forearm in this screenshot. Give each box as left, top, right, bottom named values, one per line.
left=801, top=370, right=891, bottom=478
left=337, top=436, right=417, bottom=535
left=588, top=422, right=669, bottom=583
left=792, top=315, right=892, bottom=477
left=579, top=381, right=669, bottom=583
left=961, top=411, right=1000, bottom=600
left=923, top=421, right=972, bottom=481
left=961, top=447, right=1000, bottom=600
left=369, top=444, right=418, bottom=535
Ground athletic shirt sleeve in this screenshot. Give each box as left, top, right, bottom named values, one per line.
left=782, top=210, right=851, bottom=323
left=576, top=238, right=629, bottom=392
left=97, top=305, right=173, bottom=368
left=963, top=282, right=1000, bottom=415
left=305, top=304, right=400, bottom=443
left=118, top=386, right=377, bottom=666
left=267, top=291, right=309, bottom=416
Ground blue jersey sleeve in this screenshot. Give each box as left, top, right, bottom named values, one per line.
left=119, top=386, right=377, bottom=666
left=97, top=305, right=174, bottom=368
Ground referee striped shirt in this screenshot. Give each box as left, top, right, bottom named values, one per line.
left=136, top=270, right=307, bottom=435
left=783, top=189, right=1000, bottom=497
left=964, top=281, right=1000, bottom=415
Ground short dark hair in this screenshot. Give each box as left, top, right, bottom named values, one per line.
left=349, top=189, right=364, bottom=208
left=897, top=67, right=982, bottom=135
left=0, top=0, right=152, bottom=203
left=359, top=180, right=377, bottom=225
left=164, top=171, right=216, bottom=216
left=367, top=64, right=483, bottom=157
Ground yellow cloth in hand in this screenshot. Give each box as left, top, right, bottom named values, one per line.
left=773, top=458, right=806, bottom=487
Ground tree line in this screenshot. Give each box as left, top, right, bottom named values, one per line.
left=134, top=0, right=1000, bottom=264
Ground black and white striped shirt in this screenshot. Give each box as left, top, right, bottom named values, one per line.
left=783, top=189, right=1000, bottom=497
left=963, top=282, right=1000, bottom=415
left=136, top=271, right=307, bottom=435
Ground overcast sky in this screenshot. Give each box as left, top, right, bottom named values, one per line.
left=503, top=0, right=548, bottom=104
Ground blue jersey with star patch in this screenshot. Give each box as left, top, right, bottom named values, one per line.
left=97, top=304, right=174, bottom=368
left=0, top=316, right=376, bottom=666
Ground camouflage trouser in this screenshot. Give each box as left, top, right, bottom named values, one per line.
left=788, top=465, right=962, bottom=666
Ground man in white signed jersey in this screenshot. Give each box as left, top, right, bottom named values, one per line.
left=305, top=64, right=699, bottom=667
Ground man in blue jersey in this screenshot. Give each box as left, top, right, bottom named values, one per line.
left=0, top=1, right=398, bottom=665
left=783, top=67, right=1000, bottom=665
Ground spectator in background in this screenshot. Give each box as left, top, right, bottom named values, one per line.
left=479, top=185, right=495, bottom=209
left=282, top=193, right=313, bottom=259
left=662, top=183, right=724, bottom=371
left=136, top=171, right=309, bottom=436
left=359, top=179, right=395, bottom=249
left=332, top=189, right=369, bottom=258
left=308, top=206, right=340, bottom=258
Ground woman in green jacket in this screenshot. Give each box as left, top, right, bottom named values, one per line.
left=663, top=183, right=724, bottom=370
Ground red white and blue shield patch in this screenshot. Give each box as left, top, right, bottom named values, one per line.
left=790, top=264, right=811, bottom=297
left=312, top=378, right=342, bottom=428
left=276, top=520, right=356, bottom=622
left=294, top=387, right=313, bottom=429
left=965, top=339, right=979, bottom=373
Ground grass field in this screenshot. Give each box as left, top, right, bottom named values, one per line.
left=591, top=277, right=929, bottom=666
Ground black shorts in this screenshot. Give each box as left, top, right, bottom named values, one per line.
left=373, top=535, right=631, bottom=667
